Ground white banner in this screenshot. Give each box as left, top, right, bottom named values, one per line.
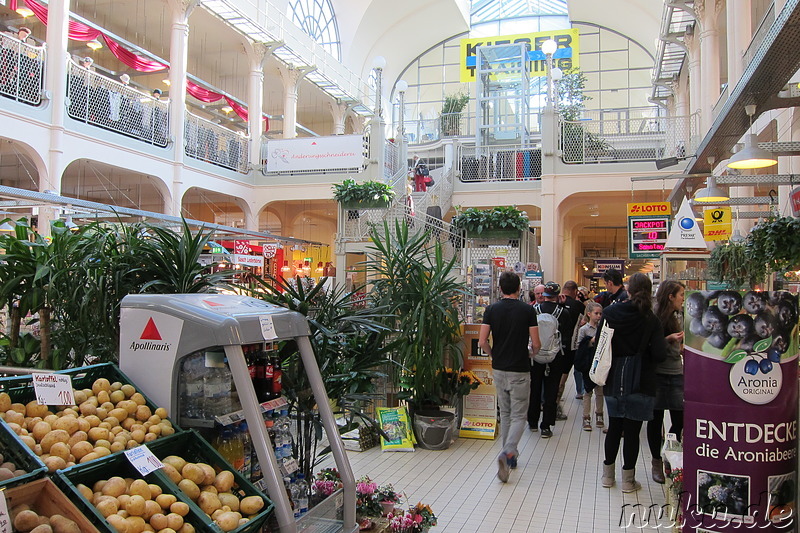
left=234, top=254, right=264, bottom=268
left=265, top=135, right=364, bottom=172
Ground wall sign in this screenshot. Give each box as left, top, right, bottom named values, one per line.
left=628, top=216, right=670, bottom=258
left=703, top=206, right=732, bottom=242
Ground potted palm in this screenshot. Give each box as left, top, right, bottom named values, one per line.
left=332, top=178, right=395, bottom=210
left=365, top=221, right=466, bottom=449
left=450, top=206, right=529, bottom=239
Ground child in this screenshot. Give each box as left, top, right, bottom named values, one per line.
left=575, top=302, right=605, bottom=431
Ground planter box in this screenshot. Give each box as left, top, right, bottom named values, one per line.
left=466, top=229, right=522, bottom=239
left=2, top=478, right=101, bottom=533
left=340, top=199, right=391, bottom=210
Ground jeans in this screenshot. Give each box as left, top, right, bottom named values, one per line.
left=494, top=369, right=531, bottom=458
left=528, top=361, right=560, bottom=429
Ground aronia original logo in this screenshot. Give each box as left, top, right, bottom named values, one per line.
left=129, top=317, right=172, bottom=351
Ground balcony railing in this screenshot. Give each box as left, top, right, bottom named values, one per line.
left=66, top=59, right=169, bottom=147
left=458, top=144, right=542, bottom=182
left=559, top=113, right=698, bottom=164
left=185, top=112, right=250, bottom=174
left=0, top=34, right=45, bottom=106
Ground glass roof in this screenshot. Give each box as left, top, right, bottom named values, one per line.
left=471, top=0, right=568, bottom=24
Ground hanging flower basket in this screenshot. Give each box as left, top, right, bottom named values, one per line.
left=333, top=179, right=395, bottom=210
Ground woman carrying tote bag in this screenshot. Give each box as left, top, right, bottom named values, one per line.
left=598, top=273, right=667, bottom=493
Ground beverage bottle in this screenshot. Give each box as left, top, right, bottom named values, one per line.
left=216, top=427, right=235, bottom=466
left=270, top=414, right=285, bottom=459
left=264, top=354, right=275, bottom=401
left=229, top=424, right=245, bottom=473
left=295, top=474, right=309, bottom=517
left=181, top=352, right=205, bottom=418
left=254, top=350, right=271, bottom=402
left=277, top=409, right=293, bottom=459
left=283, top=476, right=295, bottom=517
left=271, top=354, right=282, bottom=398
left=204, top=350, right=231, bottom=417
left=290, top=477, right=301, bottom=519
left=239, top=422, right=252, bottom=480
left=250, top=422, right=264, bottom=484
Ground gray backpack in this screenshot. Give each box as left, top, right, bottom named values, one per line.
left=532, top=304, right=563, bottom=364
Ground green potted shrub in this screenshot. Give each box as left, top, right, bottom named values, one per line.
left=450, top=206, right=529, bottom=238
left=440, top=92, right=470, bottom=136
left=332, top=178, right=395, bottom=210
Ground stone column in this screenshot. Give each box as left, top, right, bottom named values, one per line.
left=166, top=0, right=197, bottom=217
left=329, top=101, right=349, bottom=135
left=697, top=0, right=723, bottom=132
left=278, top=65, right=314, bottom=139
left=726, top=0, right=751, bottom=91
left=246, top=42, right=279, bottom=168
left=685, top=27, right=701, bottom=122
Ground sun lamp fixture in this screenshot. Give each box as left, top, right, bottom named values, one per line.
left=87, top=39, right=103, bottom=51
left=727, top=105, right=777, bottom=169
left=15, top=7, right=34, bottom=17
left=693, top=176, right=729, bottom=203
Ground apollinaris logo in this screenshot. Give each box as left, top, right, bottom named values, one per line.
left=129, top=317, right=171, bottom=351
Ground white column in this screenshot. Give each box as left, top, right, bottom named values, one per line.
left=278, top=65, right=314, bottom=139
left=686, top=29, right=701, bottom=120
left=698, top=0, right=722, bottom=132
left=726, top=0, right=751, bottom=91
left=166, top=0, right=196, bottom=217
left=328, top=101, right=349, bottom=135
left=246, top=42, right=277, bottom=167
left=675, top=69, right=690, bottom=117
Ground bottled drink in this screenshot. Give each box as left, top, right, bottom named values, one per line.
left=239, top=422, right=252, bottom=479
left=271, top=354, right=282, bottom=398
left=215, top=427, right=234, bottom=466
left=203, top=350, right=231, bottom=417
left=180, top=352, right=206, bottom=418
left=229, top=426, right=245, bottom=473
left=253, top=350, right=272, bottom=402
left=290, top=477, right=301, bottom=519
left=264, top=355, right=275, bottom=401
left=295, top=474, right=309, bottom=517
left=277, top=409, right=293, bottom=459
left=283, top=476, right=295, bottom=517
left=250, top=421, right=264, bottom=484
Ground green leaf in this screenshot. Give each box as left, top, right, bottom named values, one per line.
left=753, top=337, right=773, bottom=353
left=723, top=349, right=748, bottom=364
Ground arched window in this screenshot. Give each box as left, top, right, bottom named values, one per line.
left=288, top=0, right=341, bottom=61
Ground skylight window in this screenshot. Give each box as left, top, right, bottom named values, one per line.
left=288, top=0, right=341, bottom=61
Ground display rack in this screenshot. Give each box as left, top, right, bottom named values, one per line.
left=660, top=250, right=710, bottom=291
left=118, top=294, right=357, bottom=533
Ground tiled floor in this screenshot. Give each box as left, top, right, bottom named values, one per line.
left=338, top=386, right=676, bottom=532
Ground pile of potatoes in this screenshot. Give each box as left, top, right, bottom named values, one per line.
left=8, top=505, right=81, bottom=533
left=159, top=455, right=265, bottom=532
left=0, top=451, right=29, bottom=483
left=76, top=476, right=193, bottom=533
left=0, top=378, right=175, bottom=472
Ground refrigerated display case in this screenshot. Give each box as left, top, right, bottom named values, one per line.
left=660, top=251, right=711, bottom=291
left=118, top=294, right=357, bottom=533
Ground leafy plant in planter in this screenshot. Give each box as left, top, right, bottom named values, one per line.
left=332, top=178, right=395, bottom=208
left=747, top=216, right=800, bottom=274
left=450, top=206, right=529, bottom=236
left=707, top=241, right=768, bottom=288
left=440, top=92, right=470, bottom=136
left=556, top=69, right=609, bottom=161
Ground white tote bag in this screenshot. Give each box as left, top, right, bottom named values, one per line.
left=588, top=322, right=615, bottom=386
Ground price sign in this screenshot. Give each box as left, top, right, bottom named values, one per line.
left=0, top=489, right=10, bottom=533
left=234, top=240, right=252, bottom=255
left=32, top=373, right=75, bottom=406
left=259, top=315, right=278, bottom=340
left=280, top=457, right=299, bottom=476
left=124, top=445, right=164, bottom=476
left=628, top=216, right=670, bottom=258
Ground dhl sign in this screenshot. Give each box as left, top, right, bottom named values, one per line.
left=627, top=202, right=671, bottom=216
left=460, top=29, right=580, bottom=82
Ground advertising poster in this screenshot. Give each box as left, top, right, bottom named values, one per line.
left=459, top=324, right=497, bottom=439
left=683, top=290, right=798, bottom=531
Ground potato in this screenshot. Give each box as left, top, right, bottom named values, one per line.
left=76, top=417, right=91, bottom=433
left=142, top=500, right=161, bottom=521
left=130, top=429, right=146, bottom=444
left=168, top=501, right=190, bottom=518
left=52, top=416, right=79, bottom=436
left=239, top=496, right=264, bottom=516
left=26, top=401, right=50, bottom=419
left=76, top=483, right=94, bottom=503
left=96, top=390, right=110, bottom=405
left=6, top=422, right=23, bottom=435
left=102, top=476, right=128, bottom=498
left=195, top=463, right=214, bottom=486
left=106, top=514, right=128, bottom=533
left=96, top=498, right=119, bottom=518
left=20, top=435, right=36, bottom=450
left=149, top=513, right=168, bottom=530
left=158, top=530, right=176, bottom=533
left=84, top=415, right=101, bottom=428
left=69, top=440, right=93, bottom=460
left=161, top=455, right=185, bottom=472
left=177, top=524, right=195, bottom=533
left=165, top=513, right=184, bottom=531
left=155, top=494, right=177, bottom=510
left=126, top=495, right=146, bottom=517
left=79, top=452, right=101, bottom=463
left=40, top=429, right=69, bottom=454
left=124, top=516, right=146, bottom=533
left=79, top=401, right=97, bottom=417
left=49, top=442, right=71, bottom=461
left=214, top=511, right=241, bottom=532
left=0, top=392, right=10, bottom=412
left=177, top=479, right=200, bottom=501
left=201, top=486, right=217, bottom=495
left=197, top=491, right=221, bottom=516
left=181, top=464, right=205, bottom=485
left=9, top=402, right=26, bottom=414
left=213, top=471, right=235, bottom=493
left=92, top=378, right=111, bottom=395
left=93, top=447, right=111, bottom=458
left=88, top=427, right=109, bottom=442
left=67, top=431, right=89, bottom=448
left=120, top=384, right=135, bottom=398
left=160, top=424, right=175, bottom=437
left=5, top=410, right=24, bottom=426
left=14, top=509, right=41, bottom=532
left=118, top=400, right=137, bottom=415
left=134, top=405, right=151, bottom=422
left=32, top=421, right=52, bottom=441
left=127, top=479, right=151, bottom=500
left=44, top=455, right=67, bottom=472
left=217, top=493, right=239, bottom=513
left=50, top=515, right=80, bottom=533
left=30, top=525, right=53, bottom=533
left=143, top=432, right=157, bottom=443
left=0, top=467, right=13, bottom=481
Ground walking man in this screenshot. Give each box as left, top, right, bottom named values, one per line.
left=479, top=271, right=540, bottom=483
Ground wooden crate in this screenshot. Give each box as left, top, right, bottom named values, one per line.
left=1, top=477, right=100, bottom=533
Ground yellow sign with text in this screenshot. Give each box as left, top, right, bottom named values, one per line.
left=703, top=207, right=732, bottom=241
left=627, top=202, right=671, bottom=217
left=460, top=28, right=580, bottom=82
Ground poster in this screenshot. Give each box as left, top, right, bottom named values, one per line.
left=683, top=290, right=798, bottom=531
left=459, top=324, right=497, bottom=439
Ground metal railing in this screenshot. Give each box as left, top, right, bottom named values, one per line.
left=559, top=113, right=698, bottom=164
left=0, top=34, right=45, bottom=106
left=66, top=60, right=169, bottom=147
left=384, top=139, right=399, bottom=179
left=185, top=111, right=250, bottom=173
left=401, top=112, right=478, bottom=144
left=457, top=144, right=542, bottom=181
left=743, top=1, right=775, bottom=68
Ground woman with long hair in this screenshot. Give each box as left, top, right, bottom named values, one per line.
left=646, top=280, right=685, bottom=484
left=599, top=273, right=667, bottom=492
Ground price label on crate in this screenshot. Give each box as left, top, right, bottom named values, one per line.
left=280, top=457, right=299, bottom=476
left=32, top=373, right=75, bottom=406
left=0, top=489, right=10, bottom=533
left=215, top=410, right=245, bottom=427
left=124, top=445, right=164, bottom=476
left=259, top=315, right=278, bottom=340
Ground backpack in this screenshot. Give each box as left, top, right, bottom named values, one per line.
left=532, top=303, right=563, bottom=364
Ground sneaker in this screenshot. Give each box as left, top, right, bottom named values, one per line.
left=556, top=406, right=568, bottom=421
left=596, top=413, right=604, bottom=428
left=507, top=456, right=517, bottom=469
left=497, top=454, right=510, bottom=482
left=540, top=427, right=553, bottom=438
left=582, top=416, right=592, bottom=431
left=575, top=394, right=584, bottom=400
left=529, top=426, right=538, bottom=432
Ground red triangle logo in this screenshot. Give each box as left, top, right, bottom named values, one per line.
left=203, top=300, right=224, bottom=307
left=140, top=318, right=163, bottom=340
left=311, top=142, right=317, bottom=145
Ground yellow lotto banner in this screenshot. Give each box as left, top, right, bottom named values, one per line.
left=627, top=202, right=671, bottom=217
left=459, top=324, right=497, bottom=439
left=703, top=206, right=732, bottom=241
left=459, top=28, right=580, bottom=82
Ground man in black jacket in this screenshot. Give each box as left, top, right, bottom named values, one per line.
left=596, top=268, right=628, bottom=308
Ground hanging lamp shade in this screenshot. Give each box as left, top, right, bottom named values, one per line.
left=727, top=134, right=777, bottom=169
left=0, top=221, right=14, bottom=232
left=694, top=176, right=729, bottom=203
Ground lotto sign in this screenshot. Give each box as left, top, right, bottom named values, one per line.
left=703, top=207, right=732, bottom=242
left=627, top=202, right=671, bottom=216
left=459, top=28, right=580, bottom=82
left=628, top=216, right=670, bottom=258
left=233, top=240, right=251, bottom=254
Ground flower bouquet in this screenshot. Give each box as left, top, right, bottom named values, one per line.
left=388, top=503, right=437, bottom=532
left=312, top=468, right=343, bottom=507
left=355, top=475, right=383, bottom=518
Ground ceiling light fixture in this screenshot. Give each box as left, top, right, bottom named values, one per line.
left=727, top=105, right=777, bottom=169
left=693, top=176, right=729, bottom=203
left=87, top=39, right=103, bottom=51
left=15, top=7, right=34, bottom=17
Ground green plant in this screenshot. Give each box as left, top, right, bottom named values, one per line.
left=708, top=241, right=768, bottom=288
left=440, top=92, right=470, bottom=136
left=364, top=221, right=466, bottom=408
left=332, top=178, right=395, bottom=205
left=556, top=69, right=609, bottom=160
left=450, top=206, right=529, bottom=235
left=747, top=216, right=800, bottom=274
